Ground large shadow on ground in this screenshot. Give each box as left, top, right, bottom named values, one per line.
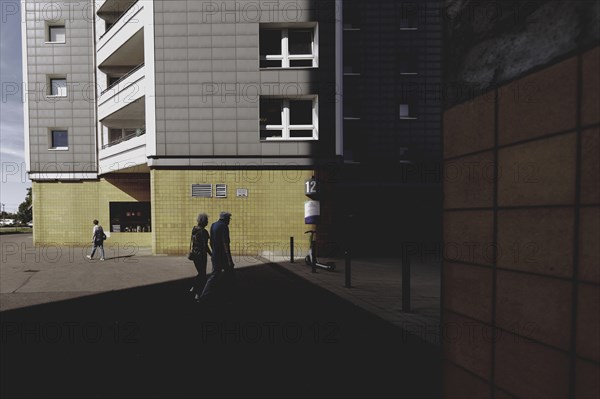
left=1, top=264, right=440, bottom=399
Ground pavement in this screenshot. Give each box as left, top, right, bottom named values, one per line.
left=1, top=234, right=442, bottom=345
left=263, top=254, right=441, bottom=346
left=0, top=233, right=441, bottom=398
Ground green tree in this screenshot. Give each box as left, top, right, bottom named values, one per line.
left=16, top=187, right=32, bottom=224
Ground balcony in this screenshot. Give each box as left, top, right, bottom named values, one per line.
left=96, top=0, right=145, bottom=67
left=98, top=97, right=147, bottom=174
left=98, top=62, right=145, bottom=120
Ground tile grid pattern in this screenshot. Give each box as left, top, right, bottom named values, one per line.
left=442, top=46, right=600, bottom=399
left=23, top=0, right=97, bottom=173
left=151, top=168, right=315, bottom=255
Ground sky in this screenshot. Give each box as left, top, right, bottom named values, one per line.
left=1, top=1, right=31, bottom=213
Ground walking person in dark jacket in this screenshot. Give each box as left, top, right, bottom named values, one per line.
left=86, top=219, right=106, bottom=261
left=199, top=211, right=234, bottom=301
left=190, top=213, right=212, bottom=300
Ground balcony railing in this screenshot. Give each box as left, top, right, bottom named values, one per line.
left=102, top=128, right=145, bottom=149
left=101, top=63, right=144, bottom=96
left=99, top=1, right=140, bottom=40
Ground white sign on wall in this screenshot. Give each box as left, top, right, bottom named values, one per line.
left=304, top=200, right=320, bottom=224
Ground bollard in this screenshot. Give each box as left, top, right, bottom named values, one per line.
left=345, top=250, right=352, bottom=288
left=290, top=237, right=294, bottom=263
left=311, top=236, right=317, bottom=273
left=402, top=245, right=411, bottom=312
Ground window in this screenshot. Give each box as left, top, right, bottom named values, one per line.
left=47, top=25, right=66, bottom=43
left=343, top=8, right=361, bottom=30
left=49, top=129, right=68, bottom=149
left=106, top=127, right=145, bottom=147
left=398, top=53, right=418, bottom=75
left=344, top=97, right=361, bottom=119
left=343, top=121, right=365, bottom=162
left=260, top=97, right=318, bottom=140
left=399, top=101, right=418, bottom=119
left=343, top=45, right=362, bottom=74
left=109, top=202, right=151, bottom=233
left=49, top=77, right=67, bottom=97
left=400, top=7, right=418, bottom=29
left=260, top=26, right=318, bottom=68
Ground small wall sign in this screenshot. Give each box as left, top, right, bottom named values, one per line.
left=304, top=200, right=320, bottom=224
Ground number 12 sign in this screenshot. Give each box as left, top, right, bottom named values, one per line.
left=305, top=177, right=318, bottom=198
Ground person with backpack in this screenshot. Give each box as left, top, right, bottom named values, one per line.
left=87, top=219, right=106, bottom=261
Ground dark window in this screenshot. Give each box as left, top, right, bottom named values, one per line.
left=289, top=130, right=313, bottom=138
left=400, top=6, right=418, bottom=29
left=290, top=60, right=313, bottom=67
left=260, top=98, right=282, bottom=126
left=399, top=100, right=418, bottom=119
left=289, top=100, right=312, bottom=125
left=343, top=120, right=364, bottom=162
left=109, top=202, right=151, bottom=233
left=398, top=53, right=418, bottom=74
left=288, top=30, right=312, bottom=54
left=48, top=25, right=65, bottom=42
left=109, top=128, right=123, bottom=143
left=50, top=78, right=67, bottom=96
left=260, top=29, right=282, bottom=68
left=260, top=98, right=283, bottom=139
left=50, top=130, right=68, bottom=148
left=260, top=27, right=315, bottom=68
left=343, top=8, right=361, bottom=29
left=343, top=45, right=362, bottom=74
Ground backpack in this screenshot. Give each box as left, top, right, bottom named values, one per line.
left=95, top=226, right=107, bottom=242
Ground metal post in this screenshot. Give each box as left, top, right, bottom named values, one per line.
left=345, top=250, right=351, bottom=288
left=290, top=237, right=294, bottom=263
left=402, top=244, right=411, bottom=312
left=311, top=234, right=317, bottom=273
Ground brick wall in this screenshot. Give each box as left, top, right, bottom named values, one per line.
left=442, top=46, right=599, bottom=398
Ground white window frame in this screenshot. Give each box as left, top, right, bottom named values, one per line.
left=48, top=129, right=69, bottom=150
left=46, top=23, right=66, bottom=43
left=261, top=25, right=319, bottom=68
left=261, top=96, right=319, bottom=141
left=48, top=77, right=67, bottom=97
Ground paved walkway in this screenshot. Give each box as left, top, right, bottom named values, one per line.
left=263, top=254, right=442, bottom=346
left=1, top=234, right=442, bottom=345
left=0, top=233, right=441, bottom=398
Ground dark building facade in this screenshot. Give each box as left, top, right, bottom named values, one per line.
left=319, top=0, right=443, bottom=256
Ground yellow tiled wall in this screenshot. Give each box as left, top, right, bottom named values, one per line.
left=32, top=177, right=152, bottom=248
left=151, top=169, right=315, bottom=256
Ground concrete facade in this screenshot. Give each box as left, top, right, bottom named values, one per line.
left=22, top=0, right=334, bottom=255
left=22, top=0, right=97, bottom=176
left=23, top=0, right=442, bottom=257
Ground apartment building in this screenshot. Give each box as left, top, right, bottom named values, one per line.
left=22, top=0, right=441, bottom=256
